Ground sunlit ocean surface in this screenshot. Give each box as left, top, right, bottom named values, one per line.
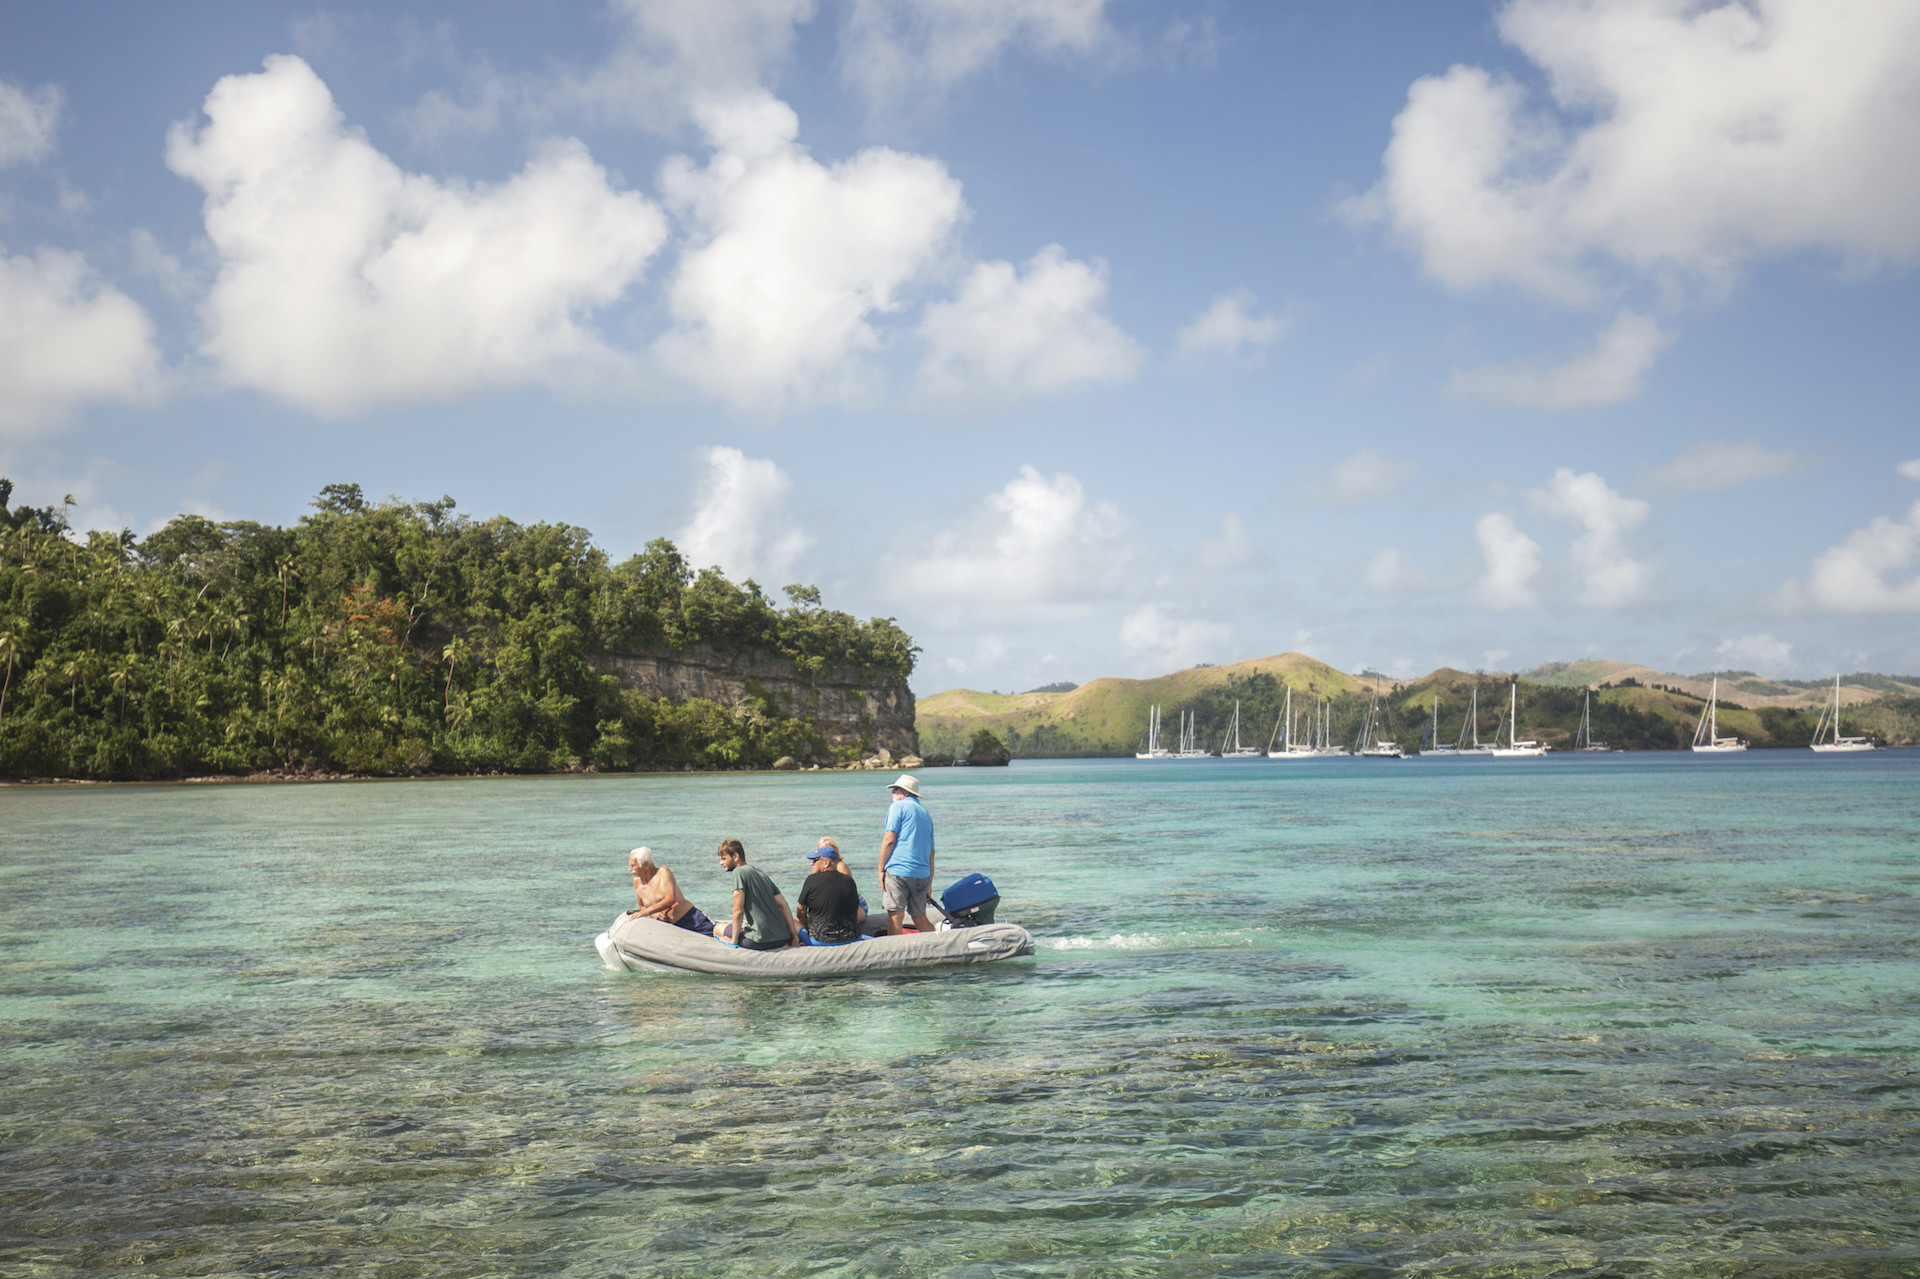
left=3, top=752, right=1918, bottom=1276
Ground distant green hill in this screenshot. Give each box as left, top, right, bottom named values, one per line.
left=920, top=656, right=1920, bottom=757
left=917, top=652, right=1356, bottom=758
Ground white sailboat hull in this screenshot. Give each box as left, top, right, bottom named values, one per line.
left=1810, top=740, right=1874, bottom=753
left=1690, top=742, right=1747, bottom=753
left=1488, top=745, right=1546, bottom=757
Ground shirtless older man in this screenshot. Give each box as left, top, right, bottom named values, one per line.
left=627, top=847, right=716, bottom=937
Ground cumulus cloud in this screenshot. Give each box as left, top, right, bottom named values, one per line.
left=561, top=0, right=816, bottom=131
left=890, top=465, right=1133, bottom=625
left=1783, top=499, right=1920, bottom=613
left=677, top=446, right=810, bottom=584
left=1717, top=632, right=1793, bottom=674
left=0, top=247, right=162, bottom=434
left=1118, top=603, right=1230, bottom=671
left=1319, top=447, right=1418, bottom=505
left=1470, top=512, right=1541, bottom=611
left=1351, top=0, right=1920, bottom=300
left=1898, top=458, right=1920, bottom=482
left=166, top=56, right=668, bottom=414
left=655, top=93, right=965, bottom=412
left=1174, top=289, right=1290, bottom=359
left=917, top=244, right=1140, bottom=401
left=0, top=78, right=61, bottom=167
left=840, top=0, right=1111, bottom=107
left=1528, top=468, right=1654, bottom=608
left=1643, top=437, right=1806, bottom=495
left=1448, top=311, right=1667, bottom=410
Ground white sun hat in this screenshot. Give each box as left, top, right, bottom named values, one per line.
left=886, top=774, right=921, bottom=797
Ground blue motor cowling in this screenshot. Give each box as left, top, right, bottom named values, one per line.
left=940, top=872, right=1000, bottom=926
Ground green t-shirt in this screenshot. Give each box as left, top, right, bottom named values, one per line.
left=730, top=863, right=790, bottom=944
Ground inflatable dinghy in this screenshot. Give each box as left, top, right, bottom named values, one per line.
left=595, top=912, right=1035, bottom=977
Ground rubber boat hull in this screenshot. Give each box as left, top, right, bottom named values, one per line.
left=595, top=913, right=1035, bottom=977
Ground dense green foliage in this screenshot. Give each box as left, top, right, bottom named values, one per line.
left=0, top=482, right=916, bottom=779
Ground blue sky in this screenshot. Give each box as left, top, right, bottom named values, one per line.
left=3, top=0, right=1918, bottom=692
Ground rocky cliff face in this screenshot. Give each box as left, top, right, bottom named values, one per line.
left=590, top=644, right=917, bottom=759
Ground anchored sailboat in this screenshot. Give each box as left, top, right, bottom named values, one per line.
left=1455, top=686, right=1491, bottom=755
left=1174, top=708, right=1211, bottom=759
left=1422, top=691, right=1456, bottom=755
left=1220, top=699, right=1263, bottom=758
left=1267, top=686, right=1317, bottom=759
left=1810, top=674, right=1875, bottom=753
left=1135, top=704, right=1170, bottom=759
left=1488, top=682, right=1546, bottom=757
left=1575, top=690, right=1616, bottom=752
left=1355, top=681, right=1405, bottom=758
left=1312, top=695, right=1349, bottom=757
left=1690, top=677, right=1748, bottom=752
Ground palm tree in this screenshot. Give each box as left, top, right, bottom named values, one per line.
left=441, top=636, right=465, bottom=709
left=0, top=631, right=21, bottom=723
left=108, top=658, right=136, bottom=725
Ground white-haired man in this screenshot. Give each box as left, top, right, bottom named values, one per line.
left=627, top=847, right=715, bottom=937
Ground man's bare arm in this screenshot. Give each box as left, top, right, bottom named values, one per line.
left=776, top=893, right=802, bottom=947
left=878, top=830, right=898, bottom=882
left=730, top=888, right=746, bottom=942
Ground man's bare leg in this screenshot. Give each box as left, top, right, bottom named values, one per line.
left=886, top=910, right=904, bottom=936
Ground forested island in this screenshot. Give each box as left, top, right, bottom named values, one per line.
left=0, top=481, right=917, bottom=781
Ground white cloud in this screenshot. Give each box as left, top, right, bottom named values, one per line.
left=1717, top=632, right=1792, bottom=674
left=0, top=247, right=162, bottom=434
left=1321, top=447, right=1417, bottom=505
left=891, top=465, right=1133, bottom=625
left=1448, top=311, right=1667, bottom=410
left=1783, top=499, right=1920, bottom=613
left=1643, top=437, right=1805, bottom=495
left=166, top=56, right=669, bottom=415
left=1898, top=458, right=1920, bottom=482
left=1469, top=512, right=1541, bottom=611
left=841, top=0, right=1111, bottom=107
left=569, top=0, right=815, bottom=131
left=918, top=244, right=1140, bottom=401
left=654, top=91, right=965, bottom=413
left=1196, top=513, right=1253, bottom=572
left=1118, top=603, right=1229, bottom=672
left=1528, top=468, right=1654, bottom=608
left=1174, top=289, right=1290, bottom=359
left=0, top=79, right=61, bottom=167
left=677, top=446, right=809, bottom=584
left=1352, top=0, right=1920, bottom=300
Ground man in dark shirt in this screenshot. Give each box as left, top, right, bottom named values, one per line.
left=796, top=844, right=864, bottom=944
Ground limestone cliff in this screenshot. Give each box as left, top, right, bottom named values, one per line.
left=590, top=644, right=917, bottom=759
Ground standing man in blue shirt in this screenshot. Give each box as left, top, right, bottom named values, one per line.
left=878, top=773, right=936, bottom=935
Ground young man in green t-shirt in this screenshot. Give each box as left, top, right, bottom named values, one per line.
left=712, top=839, right=801, bottom=950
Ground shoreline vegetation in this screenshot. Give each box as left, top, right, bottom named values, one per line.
left=0, top=481, right=918, bottom=782
left=918, top=654, right=1920, bottom=758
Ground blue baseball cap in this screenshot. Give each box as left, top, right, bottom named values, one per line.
left=805, top=846, right=840, bottom=862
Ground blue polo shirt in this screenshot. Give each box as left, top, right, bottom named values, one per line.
left=883, top=796, right=934, bottom=879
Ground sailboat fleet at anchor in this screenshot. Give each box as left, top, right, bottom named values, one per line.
left=1135, top=674, right=1883, bottom=761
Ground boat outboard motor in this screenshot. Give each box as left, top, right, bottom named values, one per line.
left=939, top=873, right=1000, bottom=927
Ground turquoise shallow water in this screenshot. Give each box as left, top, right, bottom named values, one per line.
left=3, top=753, right=1918, bottom=1276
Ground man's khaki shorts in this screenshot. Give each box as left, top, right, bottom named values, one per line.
left=883, top=874, right=931, bottom=916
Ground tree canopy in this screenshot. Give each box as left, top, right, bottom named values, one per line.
left=0, top=482, right=917, bottom=779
